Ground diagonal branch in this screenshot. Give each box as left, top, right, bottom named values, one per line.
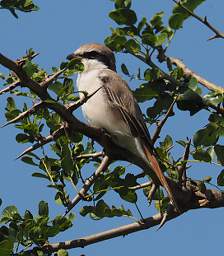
left=172, top=0, right=224, bottom=40
left=41, top=68, right=66, bottom=87
left=0, top=52, right=102, bottom=141
left=169, top=57, right=224, bottom=94
left=0, top=81, right=20, bottom=95
left=1, top=101, right=44, bottom=128
left=151, top=97, right=177, bottom=144
left=16, top=126, right=66, bottom=159
left=65, top=155, right=111, bottom=215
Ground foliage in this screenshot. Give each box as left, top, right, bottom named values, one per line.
left=0, top=0, right=39, bottom=18
left=0, top=0, right=224, bottom=255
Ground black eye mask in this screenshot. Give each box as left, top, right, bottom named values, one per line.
left=82, top=51, right=112, bottom=69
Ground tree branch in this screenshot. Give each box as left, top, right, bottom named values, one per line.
left=20, top=187, right=224, bottom=254
left=1, top=101, right=44, bottom=128
left=169, top=57, right=224, bottom=94
left=16, top=126, right=66, bottom=159
left=151, top=97, right=176, bottom=144
left=41, top=68, right=66, bottom=87
left=65, top=155, right=111, bottom=215
left=172, top=0, right=224, bottom=40
left=0, top=81, right=20, bottom=95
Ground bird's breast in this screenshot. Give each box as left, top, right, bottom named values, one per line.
left=76, top=70, right=115, bottom=131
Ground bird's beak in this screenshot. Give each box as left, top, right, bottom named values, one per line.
left=67, top=53, right=80, bottom=60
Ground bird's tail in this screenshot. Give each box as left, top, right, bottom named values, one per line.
left=142, top=144, right=179, bottom=212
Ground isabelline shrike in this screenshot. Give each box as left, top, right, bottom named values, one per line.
left=67, top=43, right=178, bottom=210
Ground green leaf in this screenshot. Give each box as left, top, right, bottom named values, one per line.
left=150, top=11, right=164, bottom=31
left=1, top=206, right=18, bottom=223
left=214, top=145, right=224, bottom=165
left=192, top=148, right=211, bottom=162
left=21, top=156, right=38, bottom=166
left=32, top=172, right=50, bottom=180
left=16, top=133, right=31, bottom=143
left=217, top=169, right=224, bottom=186
left=155, top=197, right=169, bottom=213
left=109, top=8, right=137, bottom=25
left=160, top=135, right=173, bottom=150
left=193, top=123, right=219, bottom=147
left=121, top=63, right=129, bottom=75
left=169, top=0, right=205, bottom=30
left=22, top=61, right=38, bottom=77
left=57, top=249, right=68, bottom=256
left=137, top=17, right=147, bottom=34
left=38, top=201, right=49, bottom=217
left=203, top=93, right=224, bottom=107
left=154, top=32, right=167, bottom=46
left=125, top=39, right=140, bottom=53
left=61, top=143, right=74, bottom=176
left=80, top=200, right=132, bottom=219
left=142, top=33, right=156, bottom=46
left=0, top=239, right=13, bottom=256
left=5, top=97, right=16, bottom=112
left=114, top=0, right=132, bottom=9
left=133, top=83, right=158, bottom=102
left=52, top=215, right=73, bottom=231
left=146, top=93, right=174, bottom=119
left=177, top=89, right=205, bottom=115
left=119, top=189, right=137, bottom=203
left=24, top=210, right=33, bottom=220
left=105, top=34, right=127, bottom=52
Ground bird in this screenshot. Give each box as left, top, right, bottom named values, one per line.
left=67, top=43, right=179, bottom=211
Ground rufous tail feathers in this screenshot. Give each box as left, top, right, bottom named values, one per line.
left=142, top=144, right=179, bottom=212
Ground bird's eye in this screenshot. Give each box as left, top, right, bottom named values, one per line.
left=83, top=51, right=99, bottom=59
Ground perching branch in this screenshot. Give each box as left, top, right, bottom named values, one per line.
left=172, top=0, right=224, bottom=40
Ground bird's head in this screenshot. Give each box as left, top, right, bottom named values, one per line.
left=67, top=43, right=116, bottom=72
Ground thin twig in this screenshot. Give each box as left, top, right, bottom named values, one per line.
left=66, top=86, right=103, bottom=112
left=41, top=68, right=66, bottom=87
left=16, top=52, right=39, bottom=65
left=129, top=181, right=152, bottom=191
left=0, top=81, right=20, bottom=95
left=178, top=139, right=191, bottom=184
left=172, top=0, right=224, bottom=40
left=1, top=102, right=44, bottom=128
left=75, top=152, right=104, bottom=160
left=65, top=155, right=111, bottom=215
left=151, top=97, right=177, bottom=144
left=16, top=126, right=65, bottom=159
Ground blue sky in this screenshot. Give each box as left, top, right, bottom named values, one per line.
left=0, top=1, right=224, bottom=255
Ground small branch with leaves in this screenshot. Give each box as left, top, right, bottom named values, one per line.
left=172, top=0, right=224, bottom=40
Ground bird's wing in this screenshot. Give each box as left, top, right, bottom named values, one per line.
left=99, top=69, right=179, bottom=211
left=99, top=69, right=152, bottom=147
